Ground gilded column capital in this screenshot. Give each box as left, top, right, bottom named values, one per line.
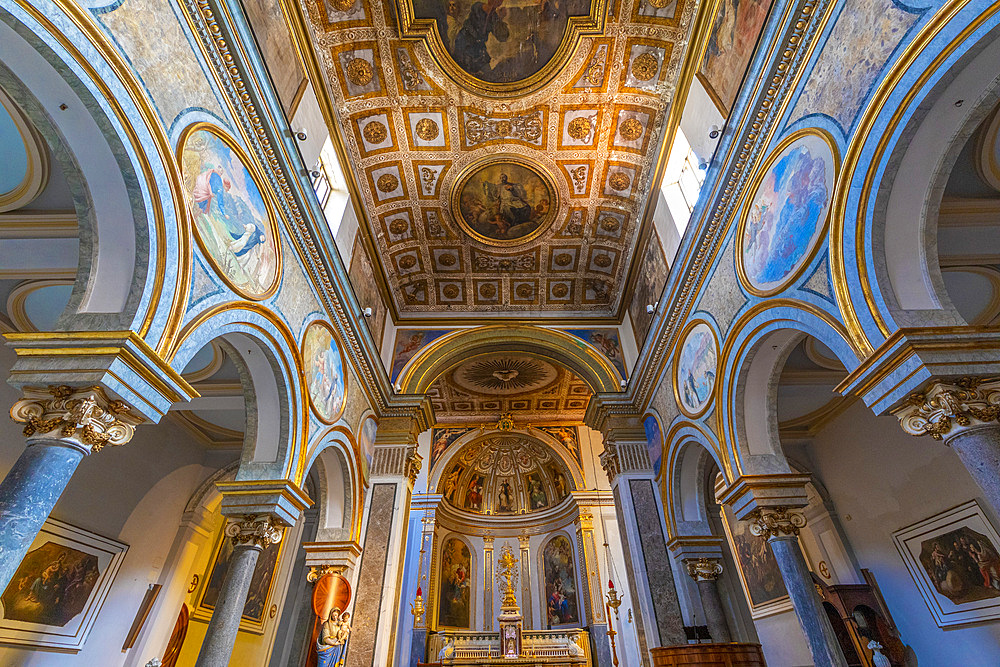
left=225, top=514, right=284, bottom=549
left=10, top=385, right=142, bottom=453
left=685, top=557, right=724, bottom=582
left=747, top=506, right=806, bottom=540
left=306, top=564, right=346, bottom=582
left=405, top=447, right=423, bottom=485
left=892, top=377, right=1000, bottom=440
left=598, top=441, right=621, bottom=482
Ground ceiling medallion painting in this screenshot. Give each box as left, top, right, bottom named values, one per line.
left=453, top=156, right=557, bottom=246
left=305, top=0, right=694, bottom=317
left=397, top=0, right=607, bottom=96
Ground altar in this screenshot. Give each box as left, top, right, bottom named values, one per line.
left=428, top=629, right=592, bottom=666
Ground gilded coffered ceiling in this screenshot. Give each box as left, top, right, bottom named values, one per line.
left=303, top=0, right=694, bottom=317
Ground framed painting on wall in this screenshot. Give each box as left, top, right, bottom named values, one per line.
left=719, top=504, right=791, bottom=618
left=0, top=517, right=128, bottom=651
left=893, top=500, right=1000, bottom=627
left=195, top=524, right=285, bottom=634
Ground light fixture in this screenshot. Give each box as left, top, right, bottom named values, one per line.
left=363, top=307, right=372, bottom=318
left=294, top=128, right=308, bottom=141
left=708, top=124, right=721, bottom=139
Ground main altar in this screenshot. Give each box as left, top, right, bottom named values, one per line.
left=428, top=545, right=591, bottom=666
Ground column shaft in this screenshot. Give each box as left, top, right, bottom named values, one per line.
left=947, top=425, right=1000, bottom=518
left=768, top=536, right=847, bottom=667
left=194, top=543, right=263, bottom=667
left=695, top=578, right=731, bottom=643
left=0, top=440, right=86, bottom=592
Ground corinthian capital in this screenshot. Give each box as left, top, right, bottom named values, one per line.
left=405, top=447, right=423, bottom=485
left=10, top=385, right=141, bottom=453
left=225, top=515, right=284, bottom=549
left=892, top=377, right=1000, bottom=440
left=599, top=441, right=621, bottom=482
left=748, top=506, right=806, bottom=540
left=685, top=557, right=724, bottom=582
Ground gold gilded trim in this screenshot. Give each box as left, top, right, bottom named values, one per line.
left=175, top=121, right=283, bottom=301
left=393, top=0, right=608, bottom=98
left=733, top=127, right=840, bottom=298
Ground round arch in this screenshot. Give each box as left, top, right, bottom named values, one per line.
left=0, top=2, right=187, bottom=345
left=662, top=420, right=726, bottom=540
left=302, top=426, right=363, bottom=542
left=395, top=325, right=624, bottom=395
left=170, top=303, right=306, bottom=483
left=829, top=5, right=1000, bottom=352
left=716, top=301, right=859, bottom=478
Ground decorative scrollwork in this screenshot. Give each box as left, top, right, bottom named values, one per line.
left=685, top=557, right=724, bottom=582
left=892, top=378, right=1000, bottom=440
left=10, top=385, right=140, bottom=453
left=747, top=507, right=807, bottom=540
left=225, top=515, right=283, bottom=549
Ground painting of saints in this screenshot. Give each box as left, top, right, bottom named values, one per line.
left=466, top=474, right=485, bottom=511
left=303, top=323, right=347, bottom=423
left=741, top=135, right=834, bottom=292
left=543, top=536, right=580, bottom=627
left=444, top=465, right=464, bottom=501
left=698, top=0, right=774, bottom=113
left=497, top=480, right=515, bottom=513
left=438, top=538, right=472, bottom=627
left=527, top=472, right=548, bottom=509
left=677, top=323, right=717, bottom=415
left=201, top=527, right=283, bottom=624
left=429, top=427, right=475, bottom=469
left=181, top=128, right=279, bottom=297
left=413, top=0, right=591, bottom=84
left=550, top=467, right=569, bottom=499
left=1, top=542, right=100, bottom=626
left=728, top=512, right=787, bottom=607
left=456, top=161, right=555, bottom=243
left=918, top=527, right=1000, bottom=605
left=390, top=329, right=452, bottom=382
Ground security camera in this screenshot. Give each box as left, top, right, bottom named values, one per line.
left=308, top=169, right=321, bottom=179
left=363, top=307, right=373, bottom=318
left=619, top=379, right=627, bottom=389
left=708, top=124, right=721, bottom=139
left=294, top=128, right=308, bottom=141
left=646, top=303, right=656, bottom=314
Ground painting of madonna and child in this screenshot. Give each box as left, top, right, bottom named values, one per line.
left=181, top=127, right=279, bottom=297
left=456, top=160, right=556, bottom=243
left=413, top=0, right=592, bottom=83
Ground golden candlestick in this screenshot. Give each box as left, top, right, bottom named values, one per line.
left=606, top=580, right=622, bottom=666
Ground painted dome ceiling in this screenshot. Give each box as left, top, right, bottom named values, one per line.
left=302, top=0, right=695, bottom=320
left=439, top=435, right=574, bottom=514
left=427, top=354, right=592, bottom=422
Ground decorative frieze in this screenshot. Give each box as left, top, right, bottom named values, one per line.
left=225, top=515, right=283, bottom=549
left=747, top=507, right=807, bottom=540
left=10, top=385, right=141, bottom=452
left=892, top=377, right=1000, bottom=440
left=685, top=557, right=724, bottom=582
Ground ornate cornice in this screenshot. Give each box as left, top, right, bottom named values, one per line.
left=591, top=0, right=833, bottom=420
left=182, top=0, right=425, bottom=421
left=225, top=514, right=284, bottom=549
left=892, top=377, right=1000, bottom=440
left=685, top=557, right=723, bottom=582
left=747, top=506, right=806, bottom=540
left=10, top=385, right=142, bottom=453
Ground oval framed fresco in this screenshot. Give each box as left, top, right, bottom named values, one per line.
left=673, top=318, right=720, bottom=419
left=357, top=413, right=378, bottom=484
left=178, top=123, right=282, bottom=299
left=451, top=155, right=558, bottom=247
left=735, top=128, right=839, bottom=297
left=302, top=320, right=348, bottom=424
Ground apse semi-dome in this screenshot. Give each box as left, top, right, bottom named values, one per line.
left=438, top=435, right=574, bottom=515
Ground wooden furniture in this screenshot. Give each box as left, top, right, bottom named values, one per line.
left=650, top=643, right=767, bottom=666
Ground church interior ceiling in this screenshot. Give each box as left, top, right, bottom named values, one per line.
left=427, top=353, right=592, bottom=423
left=302, top=0, right=696, bottom=318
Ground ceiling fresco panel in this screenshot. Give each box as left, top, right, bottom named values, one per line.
left=302, top=0, right=696, bottom=318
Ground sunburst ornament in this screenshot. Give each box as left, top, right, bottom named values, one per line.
left=460, top=358, right=549, bottom=391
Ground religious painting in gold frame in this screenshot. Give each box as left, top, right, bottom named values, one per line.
left=450, top=155, right=558, bottom=247
left=194, top=523, right=286, bottom=634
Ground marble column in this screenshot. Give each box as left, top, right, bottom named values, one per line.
left=749, top=508, right=847, bottom=667
left=195, top=515, right=283, bottom=667
left=893, top=378, right=1000, bottom=518
left=684, top=558, right=731, bottom=643
left=518, top=533, right=532, bottom=628
left=1, top=385, right=140, bottom=592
